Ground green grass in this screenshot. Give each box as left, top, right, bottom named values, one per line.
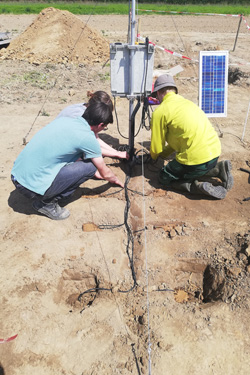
left=0, top=2, right=249, bottom=16
left=5, top=71, right=54, bottom=90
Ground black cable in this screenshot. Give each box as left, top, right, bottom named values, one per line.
left=114, top=97, right=129, bottom=139
left=101, top=187, right=124, bottom=197
left=77, top=34, right=172, bottom=308
left=131, top=344, right=142, bottom=375
left=134, top=97, right=143, bottom=137
left=77, top=132, right=159, bottom=302
left=127, top=188, right=144, bottom=196
left=78, top=162, right=138, bottom=305
left=140, top=97, right=151, bottom=132
left=139, top=37, right=152, bottom=132
left=78, top=287, right=112, bottom=314
left=134, top=148, right=151, bottom=164
left=129, top=97, right=142, bottom=157
left=119, top=169, right=138, bottom=293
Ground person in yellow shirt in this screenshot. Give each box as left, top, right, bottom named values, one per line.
left=150, top=74, right=233, bottom=199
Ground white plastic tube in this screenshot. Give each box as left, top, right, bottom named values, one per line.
left=241, top=99, right=250, bottom=142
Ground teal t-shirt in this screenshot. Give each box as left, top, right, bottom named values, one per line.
left=11, top=116, right=101, bottom=195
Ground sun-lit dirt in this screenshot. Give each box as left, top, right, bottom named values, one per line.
left=0, top=10, right=250, bottom=375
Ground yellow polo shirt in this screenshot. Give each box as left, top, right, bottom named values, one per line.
left=150, top=92, right=221, bottom=165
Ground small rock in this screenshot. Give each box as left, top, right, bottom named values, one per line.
left=169, top=228, right=176, bottom=238
left=245, top=246, right=250, bottom=257
left=230, top=294, right=236, bottom=303
left=175, top=225, right=183, bottom=235
left=238, top=253, right=248, bottom=264
left=202, top=220, right=210, bottom=227
left=227, top=267, right=242, bottom=277
left=111, top=286, right=119, bottom=293
left=68, top=89, right=75, bottom=96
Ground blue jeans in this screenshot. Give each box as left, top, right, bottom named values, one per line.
left=11, top=160, right=97, bottom=203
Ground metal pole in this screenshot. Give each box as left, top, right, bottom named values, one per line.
left=128, top=0, right=136, bottom=157
left=232, top=14, right=243, bottom=52
left=241, top=98, right=250, bottom=142
left=137, top=18, right=141, bottom=44
left=127, top=7, right=131, bottom=43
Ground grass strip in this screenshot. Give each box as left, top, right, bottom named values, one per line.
left=0, top=2, right=249, bottom=16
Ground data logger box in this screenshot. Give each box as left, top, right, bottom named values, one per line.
left=110, top=43, right=155, bottom=97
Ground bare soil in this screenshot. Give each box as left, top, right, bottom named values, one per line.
left=0, top=10, right=250, bottom=375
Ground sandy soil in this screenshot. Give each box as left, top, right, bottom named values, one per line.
left=1, top=12, right=250, bottom=375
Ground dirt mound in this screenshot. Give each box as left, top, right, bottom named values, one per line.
left=0, top=7, right=109, bottom=64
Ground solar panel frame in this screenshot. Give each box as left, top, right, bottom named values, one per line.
left=199, top=50, right=229, bottom=118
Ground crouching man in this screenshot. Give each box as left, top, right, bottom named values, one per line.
left=11, top=102, right=126, bottom=220
left=150, top=74, right=233, bottom=199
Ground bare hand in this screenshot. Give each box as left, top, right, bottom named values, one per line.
left=94, top=170, right=123, bottom=187
left=94, top=170, right=104, bottom=180
left=117, top=151, right=129, bottom=160
left=113, top=177, right=124, bottom=188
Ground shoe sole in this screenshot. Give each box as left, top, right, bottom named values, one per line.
left=201, top=182, right=227, bottom=199
left=224, top=160, right=234, bottom=191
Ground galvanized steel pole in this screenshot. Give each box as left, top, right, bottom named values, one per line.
left=128, top=0, right=136, bottom=157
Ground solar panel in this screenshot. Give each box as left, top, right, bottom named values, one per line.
left=199, top=51, right=228, bottom=117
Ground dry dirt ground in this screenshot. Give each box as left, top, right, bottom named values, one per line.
left=1, top=11, right=250, bottom=375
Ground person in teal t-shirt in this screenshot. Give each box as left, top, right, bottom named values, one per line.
left=11, top=102, right=127, bottom=220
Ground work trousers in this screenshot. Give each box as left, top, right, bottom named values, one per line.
left=159, top=157, right=219, bottom=186
left=11, top=159, right=97, bottom=203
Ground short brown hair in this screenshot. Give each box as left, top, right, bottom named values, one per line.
left=83, top=102, right=113, bottom=126
left=88, top=91, right=113, bottom=112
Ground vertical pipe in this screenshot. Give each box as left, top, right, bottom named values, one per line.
left=241, top=99, right=250, bottom=142
left=232, top=15, right=243, bottom=52
left=137, top=18, right=141, bottom=44
left=128, top=0, right=136, bottom=157
left=130, top=0, right=136, bottom=46
left=127, top=7, right=131, bottom=43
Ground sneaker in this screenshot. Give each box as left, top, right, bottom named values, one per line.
left=198, top=182, right=227, bottom=200
left=32, top=199, right=70, bottom=220
left=220, top=160, right=234, bottom=191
